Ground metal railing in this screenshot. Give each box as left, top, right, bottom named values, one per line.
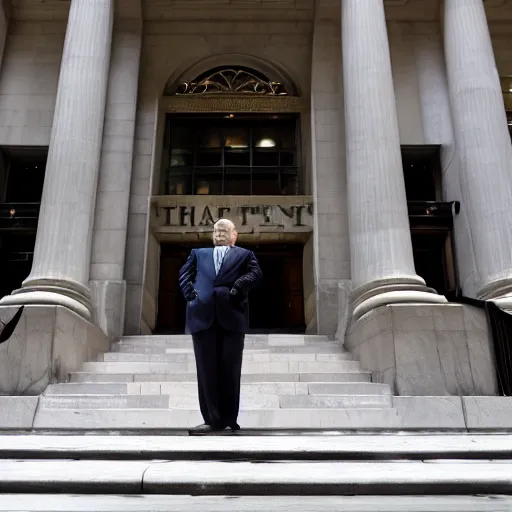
left=0, top=203, right=40, bottom=230
left=407, top=200, right=460, bottom=220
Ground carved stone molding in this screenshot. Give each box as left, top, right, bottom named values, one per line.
left=162, top=94, right=305, bottom=113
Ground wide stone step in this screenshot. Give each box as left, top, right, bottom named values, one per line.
left=101, top=352, right=353, bottom=363
left=40, top=393, right=391, bottom=410
left=117, top=334, right=332, bottom=349
left=81, top=360, right=362, bottom=374
left=279, top=394, right=392, bottom=408
left=111, top=343, right=346, bottom=355
left=69, top=372, right=372, bottom=383
left=31, top=407, right=400, bottom=429
left=47, top=381, right=388, bottom=396
left=3, top=434, right=512, bottom=461
left=4, top=495, right=511, bottom=512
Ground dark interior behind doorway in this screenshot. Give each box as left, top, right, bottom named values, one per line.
left=157, top=243, right=305, bottom=334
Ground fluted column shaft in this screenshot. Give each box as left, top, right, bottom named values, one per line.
left=1, top=0, right=113, bottom=318
left=444, top=0, right=512, bottom=302
left=342, top=0, right=445, bottom=319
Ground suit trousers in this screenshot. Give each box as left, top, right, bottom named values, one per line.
left=192, top=322, right=245, bottom=429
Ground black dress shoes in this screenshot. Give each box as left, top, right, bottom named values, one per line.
left=188, top=423, right=241, bottom=435
left=188, top=423, right=226, bottom=435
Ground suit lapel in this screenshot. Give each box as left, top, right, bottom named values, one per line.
left=205, top=248, right=216, bottom=279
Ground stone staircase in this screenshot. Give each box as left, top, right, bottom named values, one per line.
left=37, top=334, right=400, bottom=429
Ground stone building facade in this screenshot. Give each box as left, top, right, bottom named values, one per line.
left=0, top=0, right=511, bottom=406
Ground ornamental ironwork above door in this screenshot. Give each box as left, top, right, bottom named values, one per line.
left=175, top=67, right=289, bottom=96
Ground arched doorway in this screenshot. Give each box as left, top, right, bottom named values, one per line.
left=146, top=61, right=313, bottom=334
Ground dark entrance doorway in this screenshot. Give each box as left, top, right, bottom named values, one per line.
left=156, top=243, right=306, bottom=334
left=0, top=147, right=46, bottom=298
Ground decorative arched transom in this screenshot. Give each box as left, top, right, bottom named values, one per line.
left=175, top=66, right=290, bottom=96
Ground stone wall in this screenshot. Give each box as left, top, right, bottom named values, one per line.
left=388, top=22, right=425, bottom=145
left=0, top=21, right=65, bottom=146
left=90, top=20, right=142, bottom=340
left=310, top=12, right=350, bottom=336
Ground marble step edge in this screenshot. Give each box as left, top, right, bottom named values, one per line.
left=46, top=382, right=391, bottom=396
left=116, top=336, right=334, bottom=348
left=68, top=372, right=372, bottom=383
left=38, top=394, right=393, bottom=409
left=81, top=361, right=363, bottom=373
left=100, top=353, right=354, bottom=363
left=3, top=434, right=512, bottom=461
left=109, top=345, right=349, bottom=355
left=119, top=334, right=331, bottom=342
left=30, top=407, right=402, bottom=429
left=0, top=460, right=511, bottom=496
left=112, top=343, right=339, bottom=351
left=3, top=495, right=512, bottom=512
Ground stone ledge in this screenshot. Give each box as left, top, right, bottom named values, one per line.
left=347, top=303, right=498, bottom=396
left=0, top=397, right=39, bottom=429
left=0, top=305, right=110, bottom=395
left=1, top=460, right=512, bottom=495
left=1, top=434, right=512, bottom=461
left=463, top=396, right=512, bottom=430
left=394, top=396, right=466, bottom=429
left=1, top=495, right=511, bottom=512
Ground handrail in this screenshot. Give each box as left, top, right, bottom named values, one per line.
left=0, top=202, right=40, bottom=229
left=407, top=200, right=460, bottom=218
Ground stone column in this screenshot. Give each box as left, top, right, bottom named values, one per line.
left=413, top=23, right=477, bottom=297
left=444, top=0, right=512, bottom=306
left=342, top=0, right=446, bottom=319
left=0, top=0, right=113, bottom=319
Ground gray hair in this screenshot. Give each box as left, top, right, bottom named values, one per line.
left=214, top=218, right=235, bottom=230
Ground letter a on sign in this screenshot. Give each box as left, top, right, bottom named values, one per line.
left=199, top=206, right=215, bottom=226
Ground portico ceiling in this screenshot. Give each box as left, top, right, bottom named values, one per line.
left=7, top=0, right=512, bottom=22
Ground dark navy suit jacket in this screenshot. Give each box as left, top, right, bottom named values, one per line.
left=178, top=246, right=263, bottom=334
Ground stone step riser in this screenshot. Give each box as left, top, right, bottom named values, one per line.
left=101, top=353, right=353, bottom=363
left=7, top=496, right=512, bottom=512
left=82, top=361, right=362, bottom=374
left=69, top=372, right=372, bottom=384
left=40, top=394, right=391, bottom=410
left=111, top=344, right=346, bottom=355
left=47, top=381, right=389, bottom=396
left=32, top=408, right=400, bottom=429
left=120, top=335, right=330, bottom=343
left=117, top=337, right=332, bottom=349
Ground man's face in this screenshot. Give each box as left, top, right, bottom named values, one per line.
left=213, top=222, right=233, bottom=246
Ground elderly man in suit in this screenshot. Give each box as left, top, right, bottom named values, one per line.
left=179, top=219, right=263, bottom=435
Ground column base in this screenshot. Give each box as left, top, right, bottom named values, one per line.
left=351, top=277, right=447, bottom=320
left=477, top=278, right=512, bottom=313
left=0, top=278, right=93, bottom=320
left=0, top=304, right=109, bottom=395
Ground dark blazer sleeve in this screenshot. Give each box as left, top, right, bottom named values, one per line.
left=179, top=249, right=197, bottom=300
left=232, top=250, right=263, bottom=294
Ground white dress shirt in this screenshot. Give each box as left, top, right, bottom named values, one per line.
left=214, top=245, right=230, bottom=275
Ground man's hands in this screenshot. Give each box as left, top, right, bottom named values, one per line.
left=186, top=290, right=198, bottom=302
